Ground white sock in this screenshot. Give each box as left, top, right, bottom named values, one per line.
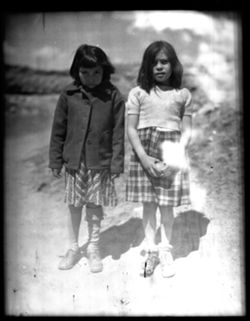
left=69, top=242, right=79, bottom=252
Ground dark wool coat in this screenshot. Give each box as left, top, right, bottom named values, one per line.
left=49, top=81, right=125, bottom=174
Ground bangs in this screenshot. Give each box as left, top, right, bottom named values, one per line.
left=80, top=56, right=99, bottom=68
left=69, top=44, right=115, bottom=81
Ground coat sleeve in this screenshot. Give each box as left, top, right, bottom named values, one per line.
left=48, top=93, right=68, bottom=169
left=110, top=89, right=125, bottom=174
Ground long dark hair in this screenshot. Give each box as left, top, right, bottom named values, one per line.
left=137, top=41, right=183, bottom=93
left=69, top=44, right=115, bottom=83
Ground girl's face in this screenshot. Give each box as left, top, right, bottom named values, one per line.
left=79, top=66, right=103, bottom=88
left=152, top=50, right=172, bottom=86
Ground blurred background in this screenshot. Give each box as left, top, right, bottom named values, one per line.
left=3, top=11, right=245, bottom=316
left=3, top=11, right=241, bottom=142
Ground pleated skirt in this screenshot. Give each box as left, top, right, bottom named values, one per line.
left=65, top=161, right=117, bottom=207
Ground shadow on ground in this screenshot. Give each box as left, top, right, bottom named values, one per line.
left=79, top=210, right=210, bottom=261
left=169, top=210, right=210, bottom=259
left=99, top=217, right=144, bottom=259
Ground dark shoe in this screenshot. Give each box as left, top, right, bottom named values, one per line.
left=87, top=247, right=103, bottom=273
left=58, top=249, right=81, bottom=270
left=141, top=250, right=160, bottom=277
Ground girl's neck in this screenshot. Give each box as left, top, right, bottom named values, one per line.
left=155, top=84, right=173, bottom=91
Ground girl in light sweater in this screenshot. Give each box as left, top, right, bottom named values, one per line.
left=126, top=41, right=193, bottom=278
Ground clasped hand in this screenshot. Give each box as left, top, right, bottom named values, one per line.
left=140, top=155, right=164, bottom=177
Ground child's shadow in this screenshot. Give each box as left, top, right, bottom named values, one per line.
left=80, top=210, right=210, bottom=261
left=169, top=210, right=210, bottom=259
left=80, top=217, right=144, bottom=260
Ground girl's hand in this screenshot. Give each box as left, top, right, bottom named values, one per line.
left=140, top=155, right=161, bottom=177
left=51, top=168, right=62, bottom=178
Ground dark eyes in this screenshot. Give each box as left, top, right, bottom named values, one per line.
left=79, top=70, right=101, bottom=75
left=154, top=59, right=169, bottom=65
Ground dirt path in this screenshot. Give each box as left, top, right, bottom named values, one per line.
left=4, top=104, right=244, bottom=316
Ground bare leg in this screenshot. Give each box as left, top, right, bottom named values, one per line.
left=141, top=202, right=160, bottom=277
left=142, top=202, right=158, bottom=251
left=159, top=205, right=174, bottom=246
left=158, top=205, right=175, bottom=277
left=68, top=205, right=83, bottom=251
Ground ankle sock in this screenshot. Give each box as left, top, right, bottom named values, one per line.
left=69, top=242, right=79, bottom=252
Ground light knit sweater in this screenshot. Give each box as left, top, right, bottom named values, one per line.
left=126, top=86, right=193, bottom=131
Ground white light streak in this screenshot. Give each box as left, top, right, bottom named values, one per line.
left=160, top=130, right=192, bottom=170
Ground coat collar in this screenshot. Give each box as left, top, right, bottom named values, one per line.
left=65, top=81, right=81, bottom=94
left=65, top=80, right=114, bottom=96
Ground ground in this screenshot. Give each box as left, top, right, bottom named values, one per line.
left=4, top=89, right=244, bottom=316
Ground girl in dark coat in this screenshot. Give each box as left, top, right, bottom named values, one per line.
left=49, top=44, right=125, bottom=273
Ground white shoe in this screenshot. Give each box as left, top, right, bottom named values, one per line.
left=58, top=249, right=81, bottom=270
left=159, top=245, right=175, bottom=278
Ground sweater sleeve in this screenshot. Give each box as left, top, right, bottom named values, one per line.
left=126, top=87, right=141, bottom=115
left=182, top=88, right=193, bottom=116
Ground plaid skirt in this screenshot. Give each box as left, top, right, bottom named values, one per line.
left=126, top=127, right=191, bottom=206
left=65, top=161, right=117, bottom=207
